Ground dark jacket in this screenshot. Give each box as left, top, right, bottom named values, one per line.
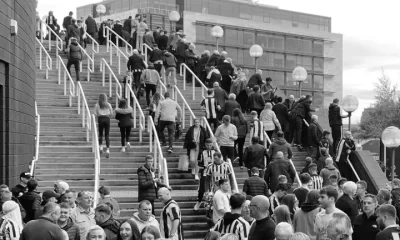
left=137, top=165, right=157, bottom=202
left=272, top=103, right=289, bottom=132
left=231, top=116, right=248, bottom=138
left=61, top=218, right=81, bottom=240
left=67, top=24, right=80, bottom=39
left=158, top=35, right=168, bottom=50
left=115, top=107, right=133, bottom=128
left=335, top=194, right=359, bottom=224
left=392, top=188, right=400, bottom=206
left=307, top=122, right=321, bottom=147
left=243, top=176, right=268, bottom=197
left=143, top=34, right=156, bottom=48
left=213, top=87, right=228, bottom=108
left=85, top=17, right=97, bottom=34
left=175, top=39, right=187, bottom=57
left=99, top=217, right=120, bottom=240
left=217, top=60, right=234, bottom=76
left=150, top=48, right=164, bottom=63
left=63, top=16, right=72, bottom=29
left=264, top=159, right=296, bottom=192
left=19, top=191, right=41, bottom=223
left=243, top=143, right=268, bottom=169
left=222, top=100, right=241, bottom=117
left=283, top=99, right=295, bottom=112
left=127, top=54, right=146, bottom=71
left=199, top=54, right=210, bottom=70
left=375, top=226, right=400, bottom=240
left=206, top=53, right=220, bottom=67
left=248, top=216, right=276, bottom=240
left=123, top=19, right=132, bottom=32
left=183, top=125, right=209, bottom=156
left=268, top=137, right=293, bottom=160
left=20, top=216, right=65, bottom=240
left=247, top=74, right=263, bottom=89
left=247, top=92, right=265, bottom=110
left=67, top=42, right=83, bottom=61
left=163, top=52, right=177, bottom=68
left=184, top=49, right=197, bottom=66
left=328, top=103, right=343, bottom=126
left=292, top=98, right=312, bottom=119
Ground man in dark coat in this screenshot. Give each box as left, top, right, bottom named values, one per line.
left=85, top=14, right=97, bottom=42
left=272, top=97, right=290, bottom=140
left=153, top=26, right=161, bottom=45
left=222, top=93, right=241, bottom=117
left=329, top=98, right=349, bottom=156
left=353, top=194, right=379, bottom=240
left=243, top=167, right=269, bottom=197
left=206, top=51, right=220, bottom=68
left=249, top=195, right=276, bottom=240
left=122, top=16, right=132, bottom=42
left=243, top=137, right=268, bottom=178
left=62, top=11, right=73, bottom=30
left=307, top=115, right=322, bottom=161
left=291, top=95, right=313, bottom=147
left=336, top=181, right=359, bottom=224
left=127, top=49, right=146, bottom=91
left=264, top=151, right=296, bottom=192
left=217, top=57, right=234, bottom=93
left=19, top=179, right=41, bottom=223
left=247, top=85, right=265, bottom=116
left=95, top=204, right=120, bottom=240
left=247, top=69, right=263, bottom=89
left=213, top=82, right=228, bottom=119
left=158, top=30, right=169, bottom=51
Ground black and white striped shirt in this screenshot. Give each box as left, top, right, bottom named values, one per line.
left=201, top=97, right=220, bottom=119
left=205, top=162, right=233, bottom=184
left=212, top=215, right=250, bottom=240
left=311, top=174, right=324, bottom=190
left=250, top=119, right=264, bottom=142
left=160, top=199, right=183, bottom=240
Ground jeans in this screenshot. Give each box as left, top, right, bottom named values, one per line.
left=98, top=116, right=110, bottom=148
left=67, top=59, right=80, bottom=81
left=331, top=125, right=342, bottom=155
left=165, top=67, right=177, bottom=86
left=120, top=127, right=132, bottom=146
left=154, top=63, right=163, bottom=76
left=220, top=146, right=235, bottom=161
left=292, top=115, right=303, bottom=145
left=265, top=130, right=274, bottom=148
left=132, top=71, right=142, bottom=92
left=207, top=118, right=219, bottom=133
left=235, top=137, right=246, bottom=166
left=158, top=121, right=175, bottom=148
left=136, top=34, right=144, bottom=53
left=145, top=84, right=157, bottom=106
left=197, top=169, right=206, bottom=202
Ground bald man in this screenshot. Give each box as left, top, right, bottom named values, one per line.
left=275, top=222, right=294, bottom=240
left=264, top=151, right=296, bottom=192
left=335, top=181, right=359, bottom=224
left=335, top=131, right=356, bottom=180
left=158, top=188, right=183, bottom=240
left=249, top=195, right=276, bottom=240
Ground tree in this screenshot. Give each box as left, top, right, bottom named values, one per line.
left=359, top=71, right=400, bottom=138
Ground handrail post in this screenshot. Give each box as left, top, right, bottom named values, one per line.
left=102, top=64, right=105, bottom=87
left=149, top=117, right=153, bottom=152
left=133, top=102, right=137, bottom=128
left=58, top=61, right=61, bottom=84
left=183, top=67, right=186, bottom=90
left=192, top=75, right=195, bottom=100
left=109, top=73, right=112, bottom=97
left=39, top=47, right=42, bottom=70
left=77, top=88, right=81, bottom=114
left=64, top=71, right=67, bottom=95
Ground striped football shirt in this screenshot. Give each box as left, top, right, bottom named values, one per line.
left=212, top=215, right=250, bottom=240
left=201, top=97, right=220, bottom=119
left=250, top=119, right=264, bottom=142
left=160, top=199, right=183, bottom=240
left=205, top=162, right=233, bottom=184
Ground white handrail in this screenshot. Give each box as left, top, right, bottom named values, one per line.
left=180, top=63, right=208, bottom=100
left=126, top=83, right=145, bottom=143
left=40, top=19, right=63, bottom=68
left=143, top=43, right=152, bottom=64
left=77, top=43, right=94, bottom=81
left=91, top=114, right=101, bottom=206
left=86, top=33, right=100, bottom=54
left=99, top=58, right=123, bottom=108
left=201, top=116, right=239, bottom=193
left=105, top=26, right=133, bottom=56
left=57, top=55, right=75, bottom=106
left=173, top=86, right=196, bottom=130
left=147, top=115, right=169, bottom=187
left=108, top=40, right=129, bottom=75
left=35, top=38, right=52, bottom=79
left=76, top=82, right=92, bottom=141
left=30, top=102, right=41, bottom=176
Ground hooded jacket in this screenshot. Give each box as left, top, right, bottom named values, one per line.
left=68, top=42, right=83, bottom=61
left=328, top=103, right=342, bottom=126
left=293, top=203, right=321, bottom=240
left=320, top=165, right=341, bottom=186
left=131, top=212, right=160, bottom=232
left=137, top=165, right=157, bottom=202
left=140, top=68, right=160, bottom=86
left=115, top=107, right=133, bottom=128
left=99, top=217, right=120, bottom=240
left=206, top=53, right=220, bottom=67
left=61, top=218, right=80, bottom=240
left=163, top=52, right=177, bottom=68
left=268, top=137, right=293, bottom=160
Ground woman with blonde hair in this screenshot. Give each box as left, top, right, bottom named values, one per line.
left=94, top=93, right=114, bottom=158
left=86, top=225, right=106, bottom=240
left=115, top=99, right=134, bottom=152
left=273, top=205, right=292, bottom=225
left=0, top=201, right=23, bottom=240
left=260, top=102, right=281, bottom=146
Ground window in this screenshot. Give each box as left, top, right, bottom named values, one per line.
left=237, top=30, right=243, bottom=45
left=208, top=1, right=220, bottom=15
left=263, top=8, right=270, bottom=23
left=264, top=71, right=284, bottom=86
left=298, top=14, right=309, bottom=29
left=196, top=25, right=206, bottom=41
left=273, top=53, right=284, bottom=68
left=205, top=26, right=214, bottom=42
left=281, top=12, right=292, bottom=27
left=286, top=55, right=296, bottom=70
left=244, top=49, right=254, bottom=65
left=268, top=35, right=284, bottom=51
left=256, top=33, right=268, bottom=49
left=270, top=9, right=282, bottom=24
left=313, top=92, right=324, bottom=108
left=227, top=48, right=238, bottom=65
left=286, top=37, right=302, bottom=52
left=314, top=75, right=324, bottom=89
left=257, top=51, right=268, bottom=67
left=243, top=31, right=255, bottom=46
left=220, top=2, right=238, bottom=17
left=313, top=41, right=324, bottom=55
left=314, top=58, right=324, bottom=72
left=196, top=44, right=206, bottom=55
left=239, top=4, right=252, bottom=20
left=225, top=29, right=237, bottom=45
left=237, top=49, right=244, bottom=65
left=302, top=40, right=312, bottom=53
left=252, top=7, right=263, bottom=22
left=302, top=57, right=312, bottom=71
left=286, top=72, right=311, bottom=88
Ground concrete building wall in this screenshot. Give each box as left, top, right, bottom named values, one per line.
left=0, top=0, right=36, bottom=185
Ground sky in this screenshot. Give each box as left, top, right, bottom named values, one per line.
left=36, top=0, right=400, bottom=123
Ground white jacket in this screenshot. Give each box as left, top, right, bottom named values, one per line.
left=130, top=212, right=160, bottom=232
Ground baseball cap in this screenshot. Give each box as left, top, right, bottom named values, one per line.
left=43, top=190, right=60, bottom=199
left=20, top=172, right=31, bottom=179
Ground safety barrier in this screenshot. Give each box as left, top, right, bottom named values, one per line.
left=39, top=20, right=63, bottom=68
left=104, top=26, right=133, bottom=56
left=35, top=38, right=52, bottom=79
left=99, top=58, right=123, bottom=108
left=30, top=102, right=41, bottom=176
left=57, top=55, right=75, bottom=107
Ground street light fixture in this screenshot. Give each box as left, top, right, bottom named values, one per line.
left=342, top=95, right=359, bottom=131
left=169, top=11, right=180, bottom=32
left=249, top=44, right=263, bottom=72
left=211, top=25, right=224, bottom=51
left=292, top=66, right=308, bottom=97
left=382, top=126, right=400, bottom=183
left=96, top=4, right=106, bottom=22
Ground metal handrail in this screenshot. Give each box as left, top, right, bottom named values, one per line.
left=180, top=63, right=208, bottom=100
left=92, top=114, right=101, bottom=206
left=108, top=40, right=129, bottom=74
left=76, top=82, right=92, bottom=141
left=143, top=43, right=152, bottom=64
left=39, top=19, right=63, bottom=68
left=105, top=26, right=133, bottom=56
left=201, top=116, right=239, bottom=193
left=35, top=38, right=52, bottom=79
left=126, top=83, right=145, bottom=143
left=86, top=33, right=99, bottom=54
left=30, top=102, right=41, bottom=176
left=57, top=55, right=75, bottom=106
left=147, top=115, right=170, bottom=187
left=173, top=86, right=195, bottom=129
left=99, top=58, right=122, bottom=107
left=77, top=43, right=94, bottom=81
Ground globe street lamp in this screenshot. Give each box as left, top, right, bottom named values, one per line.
left=292, top=66, right=308, bottom=97
left=249, top=44, right=263, bottom=72
left=169, top=11, right=180, bottom=32
left=211, top=26, right=224, bottom=51
left=382, top=126, right=400, bottom=183
left=342, top=95, right=359, bottom=131
left=96, top=4, right=106, bottom=22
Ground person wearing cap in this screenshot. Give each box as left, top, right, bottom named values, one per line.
left=140, top=63, right=161, bottom=107
left=19, top=179, right=41, bottom=223
left=11, top=172, right=31, bottom=198
left=54, top=180, right=69, bottom=203
left=149, top=44, right=164, bottom=76
left=261, top=77, right=275, bottom=103
left=95, top=204, right=120, bottom=240
left=70, top=191, right=96, bottom=240
left=34, top=190, right=60, bottom=219
left=143, top=29, right=156, bottom=54
left=329, top=98, right=349, bottom=155
left=98, top=186, right=120, bottom=217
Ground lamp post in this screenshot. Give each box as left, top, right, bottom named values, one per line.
left=211, top=26, right=224, bottom=51
left=292, top=66, right=308, bottom=97
left=342, top=95, right=359, bottom=131
left=382, top=126, right=400, bottom=183
left=96, top=4, right=106, bottom=22
left=169, top=11, right=180, bottom=32
left=249, top=44, right=263, bottom=72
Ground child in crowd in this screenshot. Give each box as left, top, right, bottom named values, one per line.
left=269, top=183, right=288, bottom=216
left=328, top=174, right=339, bottom=190
left=249, top=111, right=264, bottom=145
left=308, top=163, right=323, bottom=190
left=300, top=157, right=312, bottom=174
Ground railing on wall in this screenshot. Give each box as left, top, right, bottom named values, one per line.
left=30, top=102, right=41, bottom=176
left=57, top=55, right=75, bottom=106
left=35, top=38, right=52, bottom=79
left=39, top=20, right=63, bottom=68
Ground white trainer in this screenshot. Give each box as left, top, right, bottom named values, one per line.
left=105, top=149, right=110, bottom=158
left=194, top=202, right=201, bottom=211
left=121, top=147, right=126, bottom=152
left=126, top=142, right=131, bottom=150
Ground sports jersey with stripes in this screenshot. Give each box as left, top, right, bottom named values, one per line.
left=0, top=218, right=18, bottom=239
left=212, top=215, right=250, bottom=240
left=311, top=175, right=324, bottom=190
left=201, top=97, right=220, bottom=119
left=199, top=149, right=216, bottom=170
left=160, top=199, right=184, bottom=240
left=250, top=119, right=264, bottom=142
left=205, top=162, right=233, bottom=184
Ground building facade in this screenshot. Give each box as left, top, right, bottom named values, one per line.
left=0, top=0, right=37, bottom=185
left=77, top=0, right=343, bottom=127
